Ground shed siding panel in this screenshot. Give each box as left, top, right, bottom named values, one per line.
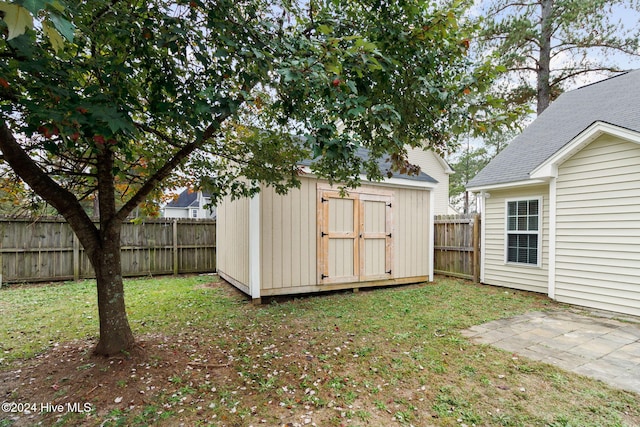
left=555, top=135, right=640, bottom=316
left=394, top=188, right=430, bottom=278
left=216, top=195, right=250, bottom=286
left=482, top=186, right=549, bottom=294
left=261, top=178, right=317, bottom=290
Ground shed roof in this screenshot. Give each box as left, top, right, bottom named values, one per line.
left=467, top=69, right=640, bottom=190
left=300, top=147, right=438, bottom=184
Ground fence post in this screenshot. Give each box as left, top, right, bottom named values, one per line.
left=172, top=219, right=178, bottom=275
left=472, top=213, right=481, bottom=283
left=73, top=232, right=80, bottom=281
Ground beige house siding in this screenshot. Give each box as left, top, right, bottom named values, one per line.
left=216, top=194, right=250, bottom=293
left=555, top=135, right=640, bottom=316
left=394, top=187, right=431, bottom=278
left=482, top=186, right=549, bottom=294
left=260, top=178, right=317, bottom=291
left=407, top=148, right=451, bottom=215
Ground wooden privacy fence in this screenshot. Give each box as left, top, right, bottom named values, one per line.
left=434, top=214, right=480, bottom=282
left=0, top=217, right=216, bottom=284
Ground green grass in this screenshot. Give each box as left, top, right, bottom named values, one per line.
left=0, top=275, right=227, bottom=363
left=1, top=275, right=639, bottom=427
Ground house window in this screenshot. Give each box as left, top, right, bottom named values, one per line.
left=191, top=209, right=198, bottom=218
left=506, top=198, right=541, bottom=265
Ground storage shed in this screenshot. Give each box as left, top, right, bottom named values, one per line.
left=467, top=70, right=640, bottom=317
left=217, top=158, right=437, bottom=301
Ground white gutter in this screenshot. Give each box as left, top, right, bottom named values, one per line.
left=467, top=178, right=548, bottom=193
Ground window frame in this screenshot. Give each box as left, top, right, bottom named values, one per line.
left=504, top=197, right=543, bottom=267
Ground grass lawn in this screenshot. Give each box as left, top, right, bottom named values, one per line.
left=0, top=275, right=638, bottom=426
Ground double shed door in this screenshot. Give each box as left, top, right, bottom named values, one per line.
left=318, top=188, right=393, bottom=284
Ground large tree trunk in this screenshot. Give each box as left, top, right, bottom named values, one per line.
left=89, top=148, right=136, bottom=356
left=537, top=0, right=554, bottom=115
left=90, top=223, right=135, bottom=356
left=0, top=123, right=136, bottom=356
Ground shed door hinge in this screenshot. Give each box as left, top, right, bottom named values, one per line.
left=321, top=231, right=328, bottom=237
left=386, top=269, right=392, bottom=275
left=321, top=197, right=328, bottom=203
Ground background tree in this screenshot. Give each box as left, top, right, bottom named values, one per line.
left=1, top=0, right=507, bottom=356
left=479, top=0, right=640, bottom=115
left=449, top=130, right=513, bottom=212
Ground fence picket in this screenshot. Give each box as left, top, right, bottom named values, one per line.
left=433, top=214, right=480, bottom=282
left=0, top=217, right=216, bottom=283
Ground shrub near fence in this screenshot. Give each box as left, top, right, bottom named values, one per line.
left=0, top=217, right=216, bottom=284
left=433, top=214, right=480, bottom=282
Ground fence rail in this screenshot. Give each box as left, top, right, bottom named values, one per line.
left=434, top=214, right=480, bottom=282
left=0, top=217, right=216, bottom=284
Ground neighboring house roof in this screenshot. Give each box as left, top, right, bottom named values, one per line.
left=467, top=69, right=640, bottom=190
left=300, top=146, right=438, bottom=184
left=166, top=189, right=211, bottom=208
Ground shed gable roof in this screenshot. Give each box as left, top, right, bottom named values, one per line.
left=300, top=146, right=438, bottom=185
left=467, top=69, right=640, bottom=190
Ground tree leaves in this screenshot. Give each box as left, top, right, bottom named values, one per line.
left=0, top=0, right=73, bottom=53
left=0, top=2, right=33, bottom=40
left=42, top=21, right=63, bottom=51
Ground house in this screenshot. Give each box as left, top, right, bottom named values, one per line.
left=217, top=148, right=439, bottom=302
left=162, top=189, right=215, bottom=219
left=406, top=148, right=455, bottom=215
left=467, top=70, right=640, bottom=316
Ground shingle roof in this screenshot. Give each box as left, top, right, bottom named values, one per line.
left=166, top=189, right=210, bottom=208
left=467, top=69, right=640, bottom=189
left=300, top=147, right=438, bottom=184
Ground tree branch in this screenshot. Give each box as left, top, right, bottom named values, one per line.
left=0, top=120, right=100, bottom=252
left=114, top=110, right=233, bottom=222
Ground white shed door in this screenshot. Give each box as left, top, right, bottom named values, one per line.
left=318, top=189, right=393, bottom=284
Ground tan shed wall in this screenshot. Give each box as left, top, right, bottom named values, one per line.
left=260, top=177, right=317, bottom=291
left=483, top=185, right=549, bottom=293
left=393, top=187, right=431, bottom=278
left=216, top=194, right=251, bottom=293
left=407, top=148, right=451, bottom=215
left=259, top=179, right=431, bottom=295
left=555, top=135, right=640, bottom=316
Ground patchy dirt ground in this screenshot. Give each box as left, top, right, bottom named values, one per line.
left=0, top=282, right=397, bottom=427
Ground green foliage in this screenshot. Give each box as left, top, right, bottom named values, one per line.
left=0, top=0, right=513, bottom=210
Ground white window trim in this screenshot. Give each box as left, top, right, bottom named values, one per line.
left=190, top=208, right=199, bottom=218
left=504, top=196, right=543, bottom=268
